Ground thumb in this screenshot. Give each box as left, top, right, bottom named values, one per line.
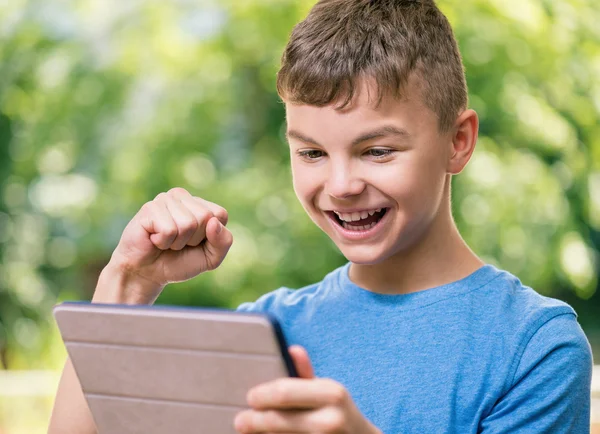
left=203, top=217, right=233, bottom=270
left=288, top=345, right=315, bottom=379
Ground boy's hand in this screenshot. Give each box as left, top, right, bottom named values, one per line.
left=234, top=346, right=382, bottom=434
left=94, top=188, right=233, bottom=304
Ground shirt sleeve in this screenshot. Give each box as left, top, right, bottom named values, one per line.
left=235, top=287, right=293, bottom=313
left=480, top=313, right=593, bottom=433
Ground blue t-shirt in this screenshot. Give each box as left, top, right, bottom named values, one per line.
left=237, top=263, right=593, bottom=433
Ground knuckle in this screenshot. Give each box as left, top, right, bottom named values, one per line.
left=168, top=187, right=188, bottom=196
left=139, top=201, right=153, bottom=215
left=162, top=224, right=178, bottom=239
left=182, top=216, right=199, bottom=233
left=263, top=410, right=280, bottom=428
left=318, top=407, right=346, bottom=433
left=326, top=380, right=348, bottom=405
left=272, top=381, right=289, bottom=404
left=199, top=211, right=212, bottom=225
left=215, top=206, right=228, bottom=222
left=154, top=192, right=167, bottom=201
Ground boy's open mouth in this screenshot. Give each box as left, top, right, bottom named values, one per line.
left=328, top=208, right=388, bottom=231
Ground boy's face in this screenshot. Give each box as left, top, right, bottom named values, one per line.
left=285, top=78, right=455, bottom=265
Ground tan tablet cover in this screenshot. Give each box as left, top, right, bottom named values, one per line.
left=54, top=304, right=291, bottom=434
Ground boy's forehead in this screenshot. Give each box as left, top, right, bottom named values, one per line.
left=284, top=76, right=433, bottom=137
left=286, top=77, right=412, bottom=111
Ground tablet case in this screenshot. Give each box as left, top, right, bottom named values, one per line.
left=54, top=303, right=296, bottom=434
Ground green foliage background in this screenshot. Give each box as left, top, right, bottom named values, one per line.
left=0, top=1, right=598, bottom=427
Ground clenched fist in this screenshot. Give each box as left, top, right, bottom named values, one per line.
left=93, top=188, right=233, bottom=305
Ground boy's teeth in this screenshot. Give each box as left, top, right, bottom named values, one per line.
left=335, top=212, right=355, bottom=222
left=342, top=221, right=377, bottom=231
left=334, top=208, right=383, bottom=223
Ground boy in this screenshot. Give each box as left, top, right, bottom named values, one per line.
left=49, top=0, right=593, bottom=433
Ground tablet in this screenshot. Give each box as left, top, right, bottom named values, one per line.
left=53, top=302, right=297, bottom=434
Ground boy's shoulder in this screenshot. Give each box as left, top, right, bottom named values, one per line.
left=478, top=264, right=574, bottom=307
left=467, top=265, right=578, bottom=336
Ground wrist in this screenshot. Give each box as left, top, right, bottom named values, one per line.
left=92, top=258, right=164, bottom=305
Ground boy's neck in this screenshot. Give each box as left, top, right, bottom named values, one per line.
left=348, top=192, right=484, bottom=296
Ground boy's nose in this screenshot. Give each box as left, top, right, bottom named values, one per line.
left=325, top=164, right=366, bottom=199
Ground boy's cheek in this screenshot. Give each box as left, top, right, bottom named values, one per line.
left=292, top=176, right=319, bottom=203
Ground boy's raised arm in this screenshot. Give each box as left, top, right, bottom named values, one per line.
left=48, top=188, right=234, bottom=433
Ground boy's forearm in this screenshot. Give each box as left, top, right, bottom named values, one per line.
left=49, top=262, right=161, bottom=434
left=48, top=358, right=97, bottom=434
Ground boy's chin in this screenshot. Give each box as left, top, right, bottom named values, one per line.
left=337, top=245, right=389, bottom=265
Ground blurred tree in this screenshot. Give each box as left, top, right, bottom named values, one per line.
left=0, top=0, right=598, bottom=369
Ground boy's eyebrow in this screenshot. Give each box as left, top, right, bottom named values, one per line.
left=349, top=125, right=411, bottom=146
left=286, top=125, right=411, bottom=147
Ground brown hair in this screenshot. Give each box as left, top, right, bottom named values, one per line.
left=277, top=0, right=468, bottom=132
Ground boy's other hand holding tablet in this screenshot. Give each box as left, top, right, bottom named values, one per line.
left=234, top=346, right=382, bottom=434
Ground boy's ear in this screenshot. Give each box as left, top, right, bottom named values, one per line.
left=447, top=109, right=479, bottom=175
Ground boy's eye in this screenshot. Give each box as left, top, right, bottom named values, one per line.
left=366, top=148, right=394, bottom=159
left=298, top=150, right=325, bottom=160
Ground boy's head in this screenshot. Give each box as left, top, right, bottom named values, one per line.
left=277, top=0, right=468, bottom=133
left=278, top=0, right=479, bottom=266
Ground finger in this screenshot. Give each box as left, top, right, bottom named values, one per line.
left=168, top=188, right=229, bottom=226
left=288, top=346, right=314, bottom=379
left=139, top=200, right=178, bottom=250
left=164, top=195, right=198, bottom=251
left=167, top=218, right=233, bottom=274
left=234, top=407, right=344, bottom=433
left=235, top=409, right=306, bottom=433
left=201, top=217, right=233, bottom=270
left=166, top=187, right=193, bottom=200
left=177, top=195, right=214, bottom=247
left=193, top=196, right=228, bottom=226
left=247, top=378, right=348, bottom=410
